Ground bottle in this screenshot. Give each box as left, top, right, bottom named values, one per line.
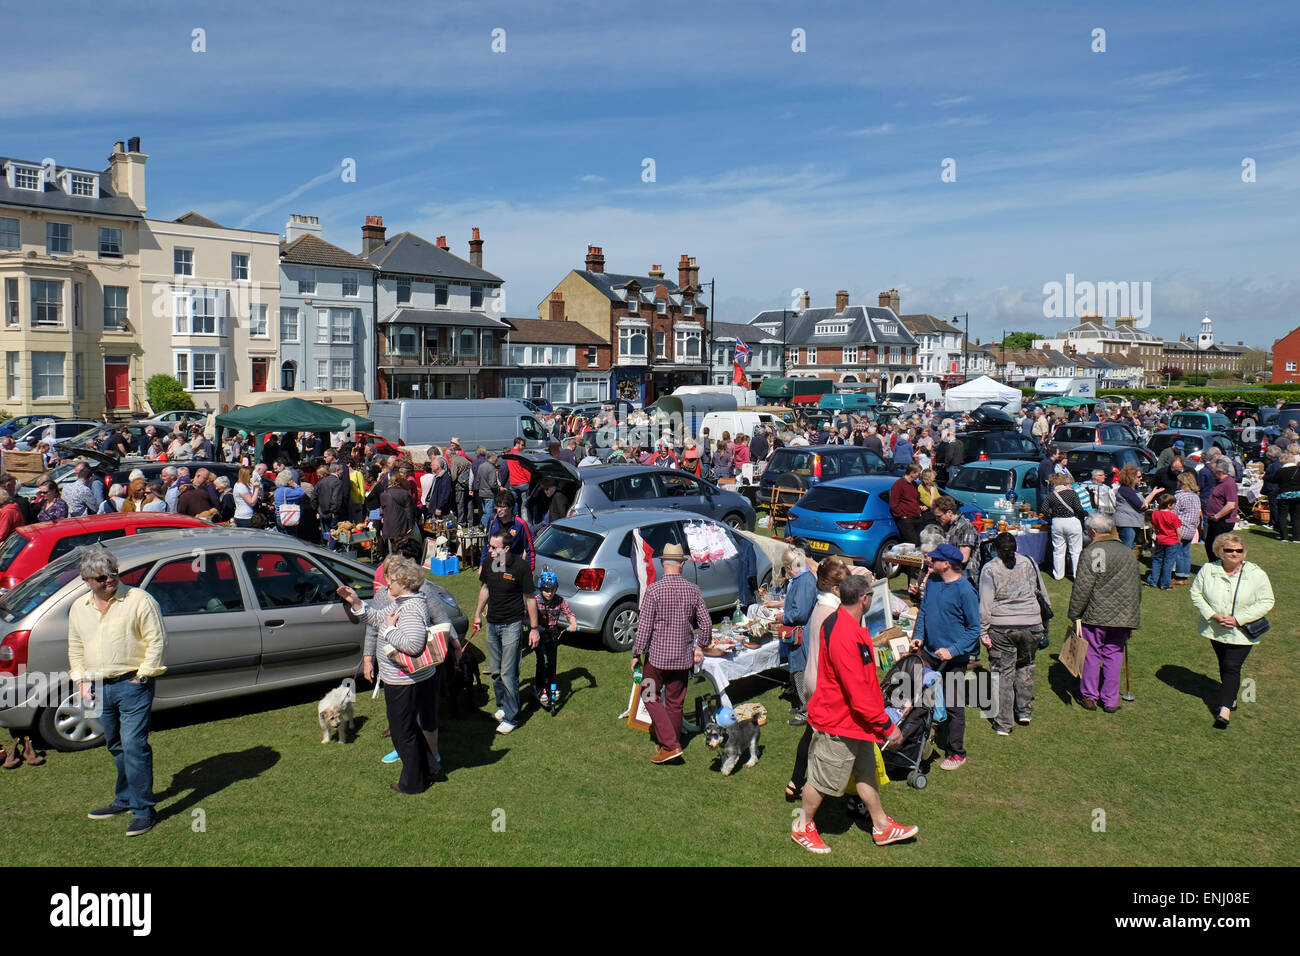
left=731, top=601, right=745, bottom=625
left=633, top=664, right=643, bottom=684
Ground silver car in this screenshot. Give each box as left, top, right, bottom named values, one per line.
left=532, top=509, right=773, bottom=652
left=0, top=528, right=467, bottom=751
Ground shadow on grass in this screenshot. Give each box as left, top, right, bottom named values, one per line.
left=1156, top=664, right=1219, bottom=715
left=151, top=680, right=340, bottom=734
left=1046, top=657, right=1079, bottom=706
left=155, top=745, right=280, bottom=823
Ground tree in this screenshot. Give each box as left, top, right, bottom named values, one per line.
left=146, top=374, right=196, bottom=413
left=1001, top=331, right=1042, bottom=351
left=1159, top=365, right=1183, bottom=381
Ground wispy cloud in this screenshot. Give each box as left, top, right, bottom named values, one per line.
left=578, top=174, right=605, bottom=183
left=934, top=95, right=970, bottom=107
left=941, top=115, right=990, bottom=127
left=849, top=123, right=895, bottom=136
left=1122, top=67, right=1194, bottom=89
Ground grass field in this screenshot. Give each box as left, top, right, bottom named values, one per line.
left=4, top=525, right=1297, bottom=866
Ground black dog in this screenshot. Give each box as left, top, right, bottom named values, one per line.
left=442, top=639, right=485, bottom=718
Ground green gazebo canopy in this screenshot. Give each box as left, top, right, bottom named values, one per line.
left=214, top=397, right=374, bottom=459
left=1036, top=395, right=1095, bottom=407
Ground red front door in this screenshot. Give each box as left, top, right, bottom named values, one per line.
left=251, top=358, right=268, bottom=392
left=105, top=361, right=130, bottom=408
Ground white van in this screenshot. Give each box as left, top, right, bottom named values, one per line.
left=1033, top=377, right=1095, bottom=399
left=883, top=382, right=943, bottom=413
left=369, top=399, right=550, bottom=452
left=700, top=410, right=783, bottom=443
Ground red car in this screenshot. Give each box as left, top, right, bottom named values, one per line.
left=355, top=432, right=404, bottom=456
left=0, top=512, right=210, bottom=592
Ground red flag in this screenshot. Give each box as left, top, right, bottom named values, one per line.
left=632, top=527, right=656, bottom=601
left=733, top=361, right=749, bottom=387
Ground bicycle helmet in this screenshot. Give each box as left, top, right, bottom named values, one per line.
left=538, top=569, right=559, bottom=591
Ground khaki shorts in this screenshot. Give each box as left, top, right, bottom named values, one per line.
left=807, top=731, right=876, bottom=796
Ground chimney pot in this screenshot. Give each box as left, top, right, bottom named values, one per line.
left=361, top=215, right=387, bottom=256
left=585, top=244, right=606, bottom=273
left=435, top=236, right=448, bottom=250
left=127, top=136, right=141, bottom=153
left=800, top=290, right=811, bottom=311
left=468, top=227, right=484, bottom=267
left=113, top=141, right=125, bottom=154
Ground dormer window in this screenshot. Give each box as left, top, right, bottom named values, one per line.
left=878, top=322, right=897, bottom=335
left=656, top=299, right=667, bottom=315
left=10, top=165, right=41, bottom=191
left=627, top=295, right=638, bottom=315
left=684, top=302, right=694, bottom=317
left=815, top=322, right=848, bottom=336
left=69, top=173, right=97, bottom=197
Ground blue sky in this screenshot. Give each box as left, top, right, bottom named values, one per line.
left=4, top=0, right=1297, bottom=347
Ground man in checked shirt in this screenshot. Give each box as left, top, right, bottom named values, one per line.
left=631, top=542, right=712, bottom=764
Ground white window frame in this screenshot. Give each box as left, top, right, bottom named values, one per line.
left=505, top=377, right=526, bottom=399
left=175, top=352, right=188, bottom=389
left=98, top=226, right=122, bottom=258
left=280, top=308, right=299, bottom=343
left=675, top=329, right=700, bottom=361
left=317, top=310, right=330, bottom=345
left=0, top=216, right=20, bottom=251
left=74, top=352, right=83, bottom=399
left=5, top=277, right=19, bottom=327
left=331, top=309, right=353, bottom=344
left=627, top=295, right=639, bottom=316
left=342, top=272, right=359, bottom=297
left=807, top=347, right=817, bottom=364
left=31, top=279, right=63, bottom=328
left=249, top=303, right=268, bottom=338
left=618, top=327, right=646, bottom=360
left=5, top=352, right=19, bottom=400
left=103, top=286, right=129, bottom=330
left=181, top=289, right=224, bottom=336
left=549, top=377, right=569, bottom=404
left=844, top=346, right=858, bottom=363
left=298, top=269, right=316, bottom=295
left=175, top=349, right=224, bottom=392
left=331, top=359, right=352, bottom=390
left=10, top=164, right=42, bottom=190
left=1288, top=361, right=1297, bottom=372
left=814, top=323, right=848, bottom=336
left=31, top=351, right=66, bottom=399
left=46, top=221, right=71, bottom=256
left=656, top=299, right=667, bottom=315
left=317, top=359, right=329, bottom=388
left=393, top=325, right=418, bottom=357
left=69, top=173, right=97, bottom=197
left=174, top=247, right=194, bottom=276
left=655, top=331, right=667, bottom=359
left=231, top=252, right=249, bottom=281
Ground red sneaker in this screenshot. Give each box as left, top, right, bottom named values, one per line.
left=791, top=821, right=831, bottom=854
left=872, top=816, right=919, bottom=846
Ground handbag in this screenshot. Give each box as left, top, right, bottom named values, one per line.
left=1230, top=564, right=1270, bottom=641
left=384, top=622, right=452, bottom=675
left=277, top=502, right=301, bottom=527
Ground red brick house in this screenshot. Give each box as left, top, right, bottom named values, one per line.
left=1273, top=324, right=1300, bottom=384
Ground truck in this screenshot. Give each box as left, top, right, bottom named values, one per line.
left=1032, top=377, right=1095, bottom=399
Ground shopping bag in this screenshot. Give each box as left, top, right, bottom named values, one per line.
left=1061, top=623, right=1087, bottom=678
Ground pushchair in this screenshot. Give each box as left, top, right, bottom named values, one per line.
left=877, top=652, right=938, bottom=790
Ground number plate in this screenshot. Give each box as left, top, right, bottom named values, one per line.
left=808, top=540, right=830, bottom=552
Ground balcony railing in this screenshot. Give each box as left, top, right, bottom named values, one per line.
left=423, top=346, right=501, bottom=366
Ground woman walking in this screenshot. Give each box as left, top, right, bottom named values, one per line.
left=1189, top=534, right=1274, bottom=729
left=1044, top=473, right=1086, bottom=580
left=979, top=532, right=1050, bottom=734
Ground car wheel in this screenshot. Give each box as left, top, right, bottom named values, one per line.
left=602, top=600, right=639, bottom=653
left=722, top=512, right=745, bottom=529
left=36, top=691, right=105, bottom=752
left=874, top=537, right=901, bottom=579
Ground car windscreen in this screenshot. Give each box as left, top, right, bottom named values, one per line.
left=534, top=525, right=603, bottom=564
left=768, top=450, right=813, bottom=476
left=1169, top=413, right=1206, bottom=430
left=1065, top=451, right=1113, bottom=477
left=1052, top=426, right=1095, bottom=443
left=0, top=532, right=32, bottom=574
left=0, top=552, right=83, bottom=621
left=1149, top=434, right=1204, bottom=455
left=795, top=486, right=870, bottom=515
left=947, top=467, right=1011, bottom=494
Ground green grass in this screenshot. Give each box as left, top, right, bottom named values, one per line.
left=6, top=527, right=1298, bottom=866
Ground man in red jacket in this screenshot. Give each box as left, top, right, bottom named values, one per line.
left=792, top=574, right=917, bottom=854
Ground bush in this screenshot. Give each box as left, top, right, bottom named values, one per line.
left=146, top=374, right=196, bottom=413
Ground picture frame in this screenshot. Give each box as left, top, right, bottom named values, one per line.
left=862, top=580, right=894, bottom=636
left=626, top=681, right=653, bottom=732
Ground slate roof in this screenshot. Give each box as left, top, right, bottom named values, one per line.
left=0, top=156, right=143, bottom=219
left=365, top=231, right=502, bottom=283
left=901, top=313, right=962, bottom=336
left=576, top=270, right=682, bottom=302
left=174, top=211, right=223, bottom=228
left=281, top=233, right=377, bottom=270
left=379, top=308, right=512, bottom=331
left=1053, top=320, right=1159, bottom=343
left=503, top=317, right=608, bottom=345
left=710, top=320, right=781, bottom=343
left=747, top=306, right=917, bottom=347
left=1163, top=340, right=1243, bottom=354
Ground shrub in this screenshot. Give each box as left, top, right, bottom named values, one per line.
left=146, top=374, right=196, bottom=413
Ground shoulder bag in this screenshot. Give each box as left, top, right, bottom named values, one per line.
left=277, top=501, right=302, bottom=527
left=1230, top=563, right=1270, bottom=641
left=1033, top=563, right=1053, bottom=648
left=384, top=620, right=452, bottom=675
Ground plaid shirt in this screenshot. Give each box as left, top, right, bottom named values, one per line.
left=62, top=478, right=100, bottom=518
left=633, top=574, right=712, bottom=670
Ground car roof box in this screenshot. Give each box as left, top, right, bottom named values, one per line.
left=969, top=406, right=1015, bottom=430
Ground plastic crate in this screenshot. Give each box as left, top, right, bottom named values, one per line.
left=428, top=555, right=460, bottom=576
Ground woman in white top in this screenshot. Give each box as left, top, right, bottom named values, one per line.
left=232, top=465, right=259, bottom=528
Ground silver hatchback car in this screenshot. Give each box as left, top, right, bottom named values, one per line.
left=531, top=509, right=774, bottom=652
left=0, top=528, right=467, bottom=750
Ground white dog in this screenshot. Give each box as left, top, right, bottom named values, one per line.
left=317, top=679, right=356, bottom=743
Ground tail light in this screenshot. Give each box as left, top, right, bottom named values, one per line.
left=813, top=456, right=822, bottom=479
left=574, top=568, right=605, bottom=590
left=978, top=452, right=989, bottom=460
left=0, top=630, right=30, bottom=677
left=836, top=520, right=874, bottom=530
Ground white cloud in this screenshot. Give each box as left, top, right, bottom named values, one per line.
left=849, top=123, right=895, bottom=136
left=578, top=174, right=606, bottom=183
left=934, top=96, right=970, bottom=107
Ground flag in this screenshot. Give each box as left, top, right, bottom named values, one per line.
left=631, top=527, right=656, bottom=602
left=735, top=339, right=752, bottom=365
left=733, top=360, right=749, bottom=388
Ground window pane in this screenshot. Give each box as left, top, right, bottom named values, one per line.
left=241, top=551, right=337, bottom=608
left=342, top=272, right=358, bottom=297
left=146, top=554, right=244, bottom=615
left=98, top=227, right=122, bottom=257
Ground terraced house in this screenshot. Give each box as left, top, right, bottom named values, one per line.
left=1, top=138, right=147, bottom=419
left=278, top=214, right=378, bottom=397
left=364, top=218, right=513, bottom=400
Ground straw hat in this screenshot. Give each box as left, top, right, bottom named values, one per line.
left=659, top=542, right=692, bottom=562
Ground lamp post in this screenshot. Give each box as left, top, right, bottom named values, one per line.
left=699, top=277, right=715, bottom=384
left=953, top=313, right=969, bottom=381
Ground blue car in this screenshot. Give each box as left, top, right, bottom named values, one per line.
left=0, top=414, right=59, bottom=439
left=785, top=476, right=902, bottom=577
left=943, top=460, right=1041, bottom=514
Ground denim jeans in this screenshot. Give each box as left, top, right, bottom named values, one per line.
left=480, top=496, right=494, bottom=529
left=510, top=484, right=529, bottom=518
left=1173, top=539, right=1192, bottom=579
left=1147, top=542, right=1176, bottom=588
left=98, top=677, right=156, bottom=819
left=486, top=619, right=523, bottom=723
left=1116, top=526, right=1137, bottom=548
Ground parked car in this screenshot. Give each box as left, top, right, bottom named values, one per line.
left=0, top=415, right=60, bottom=440
left=758, top=445, right=894, bottom=503
left=1166, top=411, right=1232, bottom=432
left=1064, top=444, right=1159, bottom=489
left=506, top=454, right=756, bottom=530
left=937, top=428, right=1042, bottom=485
left=0, top=513, right=210, bottom=592
left=0, top=528, right=467, bottom=750
left=941, top=460, right=1042, bottom=513
left=19, top=448, right=241, bottom=501
left=784, top=476, right=905, bottom=578
left=12, top=420, right=101, bottom=451
left=531, top=509, right=772, bottom=651
left=520, top=399, right=554, bottom=416
left=1048, top=421, right=1144, bottom=453
left=1258, top=407, right=1281, bottom=428
left=1147, top=430, right=1239, bottom=464
left=1226, top=426, right=1283, bottom=463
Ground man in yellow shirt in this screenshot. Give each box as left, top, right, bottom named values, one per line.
left=68, top=545, right=167, bottom=837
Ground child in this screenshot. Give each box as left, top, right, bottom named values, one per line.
left=534, top=570, right=577, bottom=710
left=1147, top=493, right=1181, bottom=590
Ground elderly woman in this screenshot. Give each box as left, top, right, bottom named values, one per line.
left=1272, top=451, right=1300, bottom=542
left=379, top=472, right=418, bottom=557
left=1044, top=473, right=1087, bottom=580
left=119, top=471, right=148, bottom=513
left=212, top=476, right=236, bottom=523
left=979, top=532, right=1050, bottom=734
left=36, top=479, right=68, bottom=522
left=1112, top=463, right=1148, bottom=550
left=273, top=468, right=305, bottom=536
left=1171, top=471, right=1202, bottom=584
left=338, top=556, right=440, bottom=792
left=1189, top=534, right=1274, bottom=729
left=141, top=481, right=168, bottom=513
left=785, top=556, right=854, bottom=801
left=769, top=547, right=818, bottom=726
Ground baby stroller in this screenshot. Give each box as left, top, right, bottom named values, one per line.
left=879, top=653, right=938, bottom=790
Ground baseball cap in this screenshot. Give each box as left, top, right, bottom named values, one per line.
left=1174, top=441, right=1185, bottom=449
left=930, top=543, right=965, bottom=565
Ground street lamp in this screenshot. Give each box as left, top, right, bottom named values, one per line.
left=953, top=312, right=969, bottom=381
left=698, top=276, right=716, bottom=384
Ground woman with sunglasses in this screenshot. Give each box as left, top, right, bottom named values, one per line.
left=1189, top=534, right=1274, bottom=730
left=36, top=480, right=68, bottom=522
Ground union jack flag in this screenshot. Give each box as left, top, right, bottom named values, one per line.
left=734, top=339, right=752, bottom=365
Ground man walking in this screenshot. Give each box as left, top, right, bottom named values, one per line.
left=631, top=542, right=711, bottom=764
left=424, top=455, right=453, bottom=522
left=1069, top=513, right=1141, bottom=713
left=792, top=573, right=915, bottom=854
left=70, top=544, right=166, bottom=836
left=473, top=531, right=540, bottom=734
left=1203, top=460, right=1239, bottom=562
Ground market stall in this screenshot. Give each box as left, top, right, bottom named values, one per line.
left=213, top=397, right=375, bottom=464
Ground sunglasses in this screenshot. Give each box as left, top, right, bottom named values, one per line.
left=1222, top=548, right=1244, bottom=554
left=90, top=573, right=120, bottom=583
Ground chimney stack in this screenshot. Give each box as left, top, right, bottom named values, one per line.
left=888, top=289, right=900, bottom=314
left=435, top=236, right=449, bottom=250
left=468, top=227, right=483, bottom=268
left=1116, top=315, right=1136, bottom=329
left=361, top=215, right=386, bottom=256
left=586, top=245, right=605, bottom=273
left=835, top=290, right=850, bottom=313
left=688, top=256, right=699, bottom=290
left=108, top=136, right=148, bottom=213
left=678, top=254, right=691, bottom=289
left=549, top=291, right=565, bottom=322
left=800, top=290, right=811, bottom=311
left=285, top=213, right=322, bottom=243
left=648, top=264, right=665, bottom=280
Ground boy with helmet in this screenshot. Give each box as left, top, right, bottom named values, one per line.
left=533, top=569, right=578, bottom=713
